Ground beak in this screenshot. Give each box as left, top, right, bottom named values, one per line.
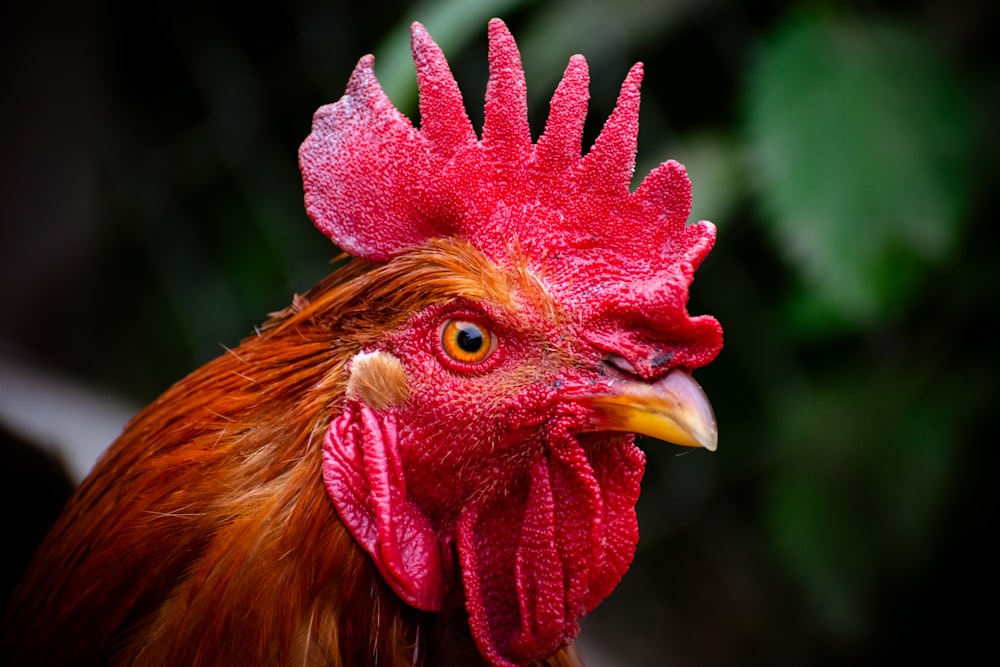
left=575, top=370, right=718, bottom=451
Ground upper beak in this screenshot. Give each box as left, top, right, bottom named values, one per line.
left=574, top=370, right=718, bottom=451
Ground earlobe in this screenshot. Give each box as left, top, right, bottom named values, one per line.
left=322, top=399, right=448, bottom=611
left=345, top=350, right=410, bottom=409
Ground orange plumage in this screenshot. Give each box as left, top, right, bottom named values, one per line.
left=1, top=20, right=721, bottom=666
left=2, top=246, right=583, bottom=665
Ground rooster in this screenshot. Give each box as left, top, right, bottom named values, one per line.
left=1, top=19, right=722, bottom=667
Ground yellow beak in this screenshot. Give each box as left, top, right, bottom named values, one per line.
left=576, top=370, right=717, bottom=451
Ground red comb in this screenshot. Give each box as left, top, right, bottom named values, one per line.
left=300, top=19, right=722, bottom=370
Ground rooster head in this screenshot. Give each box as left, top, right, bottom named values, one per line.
left=299, top=19, right=722, bottom=667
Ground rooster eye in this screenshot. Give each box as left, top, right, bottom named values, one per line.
left=440, top=319, right=497, bottom=365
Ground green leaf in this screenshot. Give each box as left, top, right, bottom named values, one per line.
left=745, top=13, right=973, bottom=330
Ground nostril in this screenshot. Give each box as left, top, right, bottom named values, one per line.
left=650, top=351, right=674, bottom=369
left=603, top=352, right=675, bottom=382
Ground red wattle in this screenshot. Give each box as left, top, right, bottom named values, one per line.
left=457, top=437, right=645, bottom=666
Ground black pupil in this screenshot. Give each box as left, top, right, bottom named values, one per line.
left=456, top=324, right=484, bottom=353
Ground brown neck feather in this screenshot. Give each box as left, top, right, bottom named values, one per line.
left=1, top=244, right=582, bottom=666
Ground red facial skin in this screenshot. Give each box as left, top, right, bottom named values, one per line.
left=2, top=20, right=720, bottom=664
left=304, top=18, right=723, bottom=667
left=324, top=284, right=688, bottom=665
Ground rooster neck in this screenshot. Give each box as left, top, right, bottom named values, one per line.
left=2, top=250, right=586, bottom=666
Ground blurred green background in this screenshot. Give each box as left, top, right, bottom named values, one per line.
left=2, top=0, right=997, bottom=664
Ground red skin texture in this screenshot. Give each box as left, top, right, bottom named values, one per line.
left=1, top=22, right=720, bottom=666
left=300, top=21, right=721, bottom=371
left=302, top=19, right=724, bottom=667
left=324, top=296, right=648, bottom=665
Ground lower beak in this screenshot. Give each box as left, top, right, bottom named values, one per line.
left=575, top=370, right=718, bottom=451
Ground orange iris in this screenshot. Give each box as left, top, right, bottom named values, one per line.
left=440, top=319, right=496, bottom=365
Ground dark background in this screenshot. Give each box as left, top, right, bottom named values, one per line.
left=2, top=1, right=997, bottom=664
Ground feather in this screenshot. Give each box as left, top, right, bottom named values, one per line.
left=2, top=20, right=723, bottom=667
